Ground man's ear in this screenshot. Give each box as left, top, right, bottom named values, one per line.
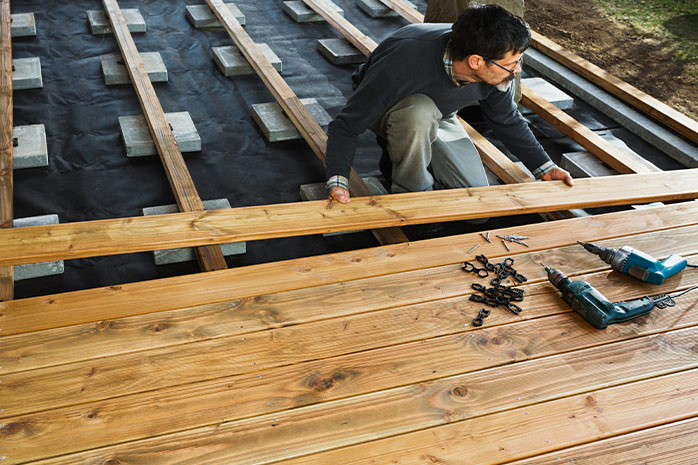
left=467, top=54, right=483, bottom=70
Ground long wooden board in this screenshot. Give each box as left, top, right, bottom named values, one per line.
left=4, top=221, right=698, bottom=375
left=531, top=30, right=698, bottom=144
left=102, top=0, right=227, bottom=271
left=0, top=170, right=697, bottom=267
left=205, top=0, right=407, bottom=245
left=0, top=0, right=13, bottom=300
left=7, top=312, right=698, bottom=463
left=1, top=200, right=698, bottom=337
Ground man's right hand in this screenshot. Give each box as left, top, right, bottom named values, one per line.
left=329, top=186, right=351, bottom=204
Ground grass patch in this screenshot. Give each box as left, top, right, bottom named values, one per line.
left=594, top=0, right=698, bottom=61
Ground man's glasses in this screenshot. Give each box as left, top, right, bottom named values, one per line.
left=482, top=55, right=524, bottom=74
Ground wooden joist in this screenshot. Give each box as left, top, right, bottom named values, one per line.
left=1, top=200, right=697, bottom=337
left=0, top=170, right=697, bottom=267
left=205, top=0, right=407, bottom=245
left=378, top=0, right=424, bottom=24
left=0, top=0, right=13, bottom=300
left=531, top=30, right=698, bottom=144
left=102, top=0, right=227, bottom=271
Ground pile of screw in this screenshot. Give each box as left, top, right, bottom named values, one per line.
left=461, top=254, right=527, bottom=323
left=497, top=234, right=529, bottom=251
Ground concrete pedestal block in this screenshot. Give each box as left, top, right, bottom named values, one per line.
left=282, top=0, right=343, bottom=23
left=317, top=38, right=365, bottom=65
left=87, top=9, right=146, bottom=35
left=10, top=13, right=36, bottom=37
left=519, top=77, right=573, bottom=115
left=143, top=199, right=246, bottom=265
left=13, top=124, right=48, bottom=169
left=119, top=112, right=200, bottom=157
left=301, top=177, right=387, bottom=236
left=251, top=98, right=332, bottom=142
left=213, top=44, right=281, bottom=77
left=561, top=151, right=617, bottom=179
left=357, top=0, right=416, bottom=17
left=186, top=3, right=245, bottom=28
left=100, top=52, right=168, bottom=85
left=12, top=57, right=42, bottom=90
left=14, top=215, right=64, bottom=281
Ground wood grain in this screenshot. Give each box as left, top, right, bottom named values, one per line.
left=1, top=200, right=697, bottom=336
left=1, top=170, right=697, bottom=267
left=205, top=0, right=407, bottom=245
left=531, top=30, right=698, bottom=144
left=101, top=0, right=227, bottom=271
left=0, top=0, right=13, bottom=300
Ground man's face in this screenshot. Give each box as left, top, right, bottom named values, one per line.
left=479, top=51, right=523, bottom=89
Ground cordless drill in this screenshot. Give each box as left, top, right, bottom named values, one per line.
left=544, top=265, right=657, bottom=329
left=578, top=241, right=688, bottom=285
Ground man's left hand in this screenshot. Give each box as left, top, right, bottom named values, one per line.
left=541, top=167, right=574, bottom=186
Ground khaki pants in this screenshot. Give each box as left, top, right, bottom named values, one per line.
left=372, top=94, right=489, bottom=194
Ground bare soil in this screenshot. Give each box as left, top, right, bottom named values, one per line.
left=525, top=0, right=698, bottom=122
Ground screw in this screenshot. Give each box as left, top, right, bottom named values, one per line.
left=467, top=243, right=481, bottom=254
left=267, top=402, right=272, bottom=406
left=502, top=240, right=510, bottom=251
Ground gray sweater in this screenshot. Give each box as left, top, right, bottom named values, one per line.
left=325, top=23, right=551, bottom=181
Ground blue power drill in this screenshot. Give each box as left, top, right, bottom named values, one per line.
left=543, top=264, right=698, bottom=329
left=578, top=241, right=694, bottom=285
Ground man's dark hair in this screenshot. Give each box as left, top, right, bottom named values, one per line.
left=449, top=4, right=531, bottom=61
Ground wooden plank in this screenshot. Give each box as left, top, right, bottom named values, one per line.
left=273, top=369, right=698, bottom=465
left=101, top=0, right=227, bottom=271
left=1, top=200, right=697, bottom=336
left=14, top=314, right=698, bottom=464
left=531, top=30, right=698, bottom=144
left=521, top=84, right=661, bottom=174
left=508, top=417, right=698, bottom=465
left=378, top=0, right=424, bottom=24
left=0, top=170, right=697, bottom=267
left=4, top=220, right=698, bottom=375
left=0, top=0, right=13, bottom=300
left=205, top=0, right=407, bottom=245
left=304, top=0, right=376, bottom=56
left=3, top=253, right=698, bottom=420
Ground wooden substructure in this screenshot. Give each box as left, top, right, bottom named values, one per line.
left=1, top=0, right=13, bottom=300
left=102, top=0, right=228, bottom=271
left=2, top=201, right=698, bottom=463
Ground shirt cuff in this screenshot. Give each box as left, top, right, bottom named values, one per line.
left=326, top=175, right=349, bottom=191
left=532, top=161, right=557, bottom=180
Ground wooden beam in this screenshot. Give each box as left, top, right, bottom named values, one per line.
left=304, top=0, right=376, bottom=56
left=531, top=30, right=698, bottom=144
left=0, top=0, right=13, bottom=300
left=205, top=0, right=407, bottom=245
left=0, top=170, right=696, bottom=267
left=102, top=0, right=227, bottom=271
left=521, top=84, right=661, bottom=174
left=378, top=0, right=424, bottom=23
left=1, top=201, right=697, bottom=338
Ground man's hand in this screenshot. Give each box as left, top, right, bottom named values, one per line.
left=329, top=186, right=351, bottom=204
left=541, top=167, right=574, bottom=186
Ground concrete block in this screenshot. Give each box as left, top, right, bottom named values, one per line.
left=301, top=177, right=387, bottom=236
left=100, top=52, right=168, bottom=86
left=12, top=124, right=48, bottom=169
left=212, top=44, right=281, bottom=77
left=13, top=215, right=64, bottom=281
left=119, top=111, right=200, bottom=157
left=317, top=38, right=366, bottom=65
left=142, top=199, right=245, bottom=265
left=282, top=0, right=343, bottom=23
left=519, top=77, right=573, bottom=115
left=357, top=0, right=416, bottom=17
left=561, top=151, right=617, bottom=179
left=524, top=48, right=698, bottom=168
left=186, top=3, right=245, bottom=28
left=251, top=98, right=332, bottom=142
left=12, top=57, right=42, bottom=90
left=87, top=9, right=146, bottom=35
left=10, top=13, right=36, bottom=37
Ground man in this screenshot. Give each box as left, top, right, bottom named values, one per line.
left=324, top=4, right=573, bottom=204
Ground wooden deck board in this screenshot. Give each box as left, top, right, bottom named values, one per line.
left=0, top=0, right=13, bottom=300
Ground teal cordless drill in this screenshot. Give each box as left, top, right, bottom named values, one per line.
left=578, top=241, right=692, bottom=285
left=543, top=265, right=698, bottom=329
